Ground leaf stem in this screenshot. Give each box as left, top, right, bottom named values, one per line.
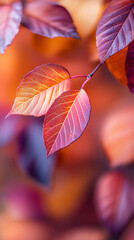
left=70, top=75, right=87, bottom=79
left=81, top=62, right=102, bottom=89
left=88, top=62, right=102, bottom=78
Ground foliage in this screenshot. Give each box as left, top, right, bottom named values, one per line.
left=1, top=0, right=134, bottom=239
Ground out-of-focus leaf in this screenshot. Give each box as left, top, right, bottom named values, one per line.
left=22, top=0, right=79, bottom=39
left=18, top=121, right=55, bottom=186
left=60, top=0, right=103, bottom=38
left=95, top=171, right=134, bottom=233
left=7, top=64, right=71, bottom=117
left=0, top=2, right=22, bottom=53
left=96, top=0, right=134, bottom=62
left=43, top=89, right=91, bottom=157
left=0, top=117, right=23, bottom=147
left=106, top=41, right=134, bottom=93
left=101, top=106, right=134, bottom=166
left=4, top=183, right=43, bottom=219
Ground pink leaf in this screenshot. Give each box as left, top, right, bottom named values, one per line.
left=0, top=2, right=22, bottom=53
left=95, top=172, right=134, bottom=233
left=22, top=0, right=79, bottom=39
left=43, top=89, right=91, bottom=157
left=96, top=0, right=134, bottom=62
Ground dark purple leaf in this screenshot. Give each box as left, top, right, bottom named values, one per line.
left=18, top=120, right=55, bottom=187
left=22, top=0, right=79, bottom=39
left=126, top=41, right=134, bottom=93
left=0, top=2, right=22, bottom=53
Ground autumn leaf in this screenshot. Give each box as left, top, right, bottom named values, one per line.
left=106, top=41, right=134, bottom=92
left=96, top=0, right=134, bottom=62
left=7, top=64, right=71, bottom=117
left=22, top=0, right=80, bottom=39
left=95, top=171, right=134, bottom=233
left=126, top=40, right=134, bottom=93
left=101, top=106, right=134, bottom=166
left=0, top=1, right=22, bottom=53
left=43, top=89, right=91, bottom=157
left=106, top=47, right=128, bottom=87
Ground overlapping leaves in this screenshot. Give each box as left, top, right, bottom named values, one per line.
left=0, top=0, right=79, bottom=53
left=7, top=64, right=91, bottom=157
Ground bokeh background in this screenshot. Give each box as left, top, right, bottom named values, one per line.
left=0, top=0, right=134, bottom=239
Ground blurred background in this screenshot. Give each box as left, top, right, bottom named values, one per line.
left=0, top=0, right=134, bottom=239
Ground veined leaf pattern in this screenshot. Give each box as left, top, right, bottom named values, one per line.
left=96, top=0, right=134, bottom=62
left=7, top=64, right=71, bottom=117
left=43, top=89, right=91, bottom=157
left=0, top=2, right=22, bottom=53
left=22, top=0, right=79, bottom=39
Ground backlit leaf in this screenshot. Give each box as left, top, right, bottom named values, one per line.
left=43, top=89, right=91, bottom=157
left=95, top=171, right=134, bottom=233
left=22, top=0, right=79, bottom=39
left=0, top=2, right=22, bottom=53
left=7, top=64, right=71, bottom=117
left=96, top=0, right=134, bottom=62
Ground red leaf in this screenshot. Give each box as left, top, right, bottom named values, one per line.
left=0, top=2, right=22, bottom=53
left=96, top=0, right=134, bottom=62
left=126, top=41, right=134, bottom=93
left=7, top=64, right=71, bottom=117
left=43, top=89, right=91, bottom=157
left=95, top=172, right=134, bottom=233
left=22, top=0, right=79, bottom=39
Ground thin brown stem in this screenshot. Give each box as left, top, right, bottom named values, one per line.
left=88, top=62, right=102, bottom=78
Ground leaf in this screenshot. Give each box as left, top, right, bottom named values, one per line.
left=43, top=89, right=91, bottom=157
left=106, top=41, right=134, bottom=92
left=96, top=0, right=134, bottom=62
left=22, top=0, right=80, bottom=39
left=126, top=40, right=134, bottom=93
left=18, top=121, right=55, bottom=187
left=95, top=171, right=134, bottom=233
left=106, top=46, right=128, bottom=86
left=101, top=105, right=134, bottom=166
left=0, top=2, right=22, bottom=53
left=7, top=63, right=71, bottom=117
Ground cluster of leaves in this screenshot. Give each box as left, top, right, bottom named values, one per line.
left=0, top=0, right=79, bottom=53
left=7, top=0, right=134, bottom=158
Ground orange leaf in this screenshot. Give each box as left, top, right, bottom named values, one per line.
left=7, top=64, right=71, bottom=117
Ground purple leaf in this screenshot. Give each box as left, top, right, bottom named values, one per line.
left=0, top=2, right=22, bottom=53
left=22, top=0, right=79, bottom=39
left=18, top=121, right=55, bottom=186
left=126, top=41, right=134, bottom=93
